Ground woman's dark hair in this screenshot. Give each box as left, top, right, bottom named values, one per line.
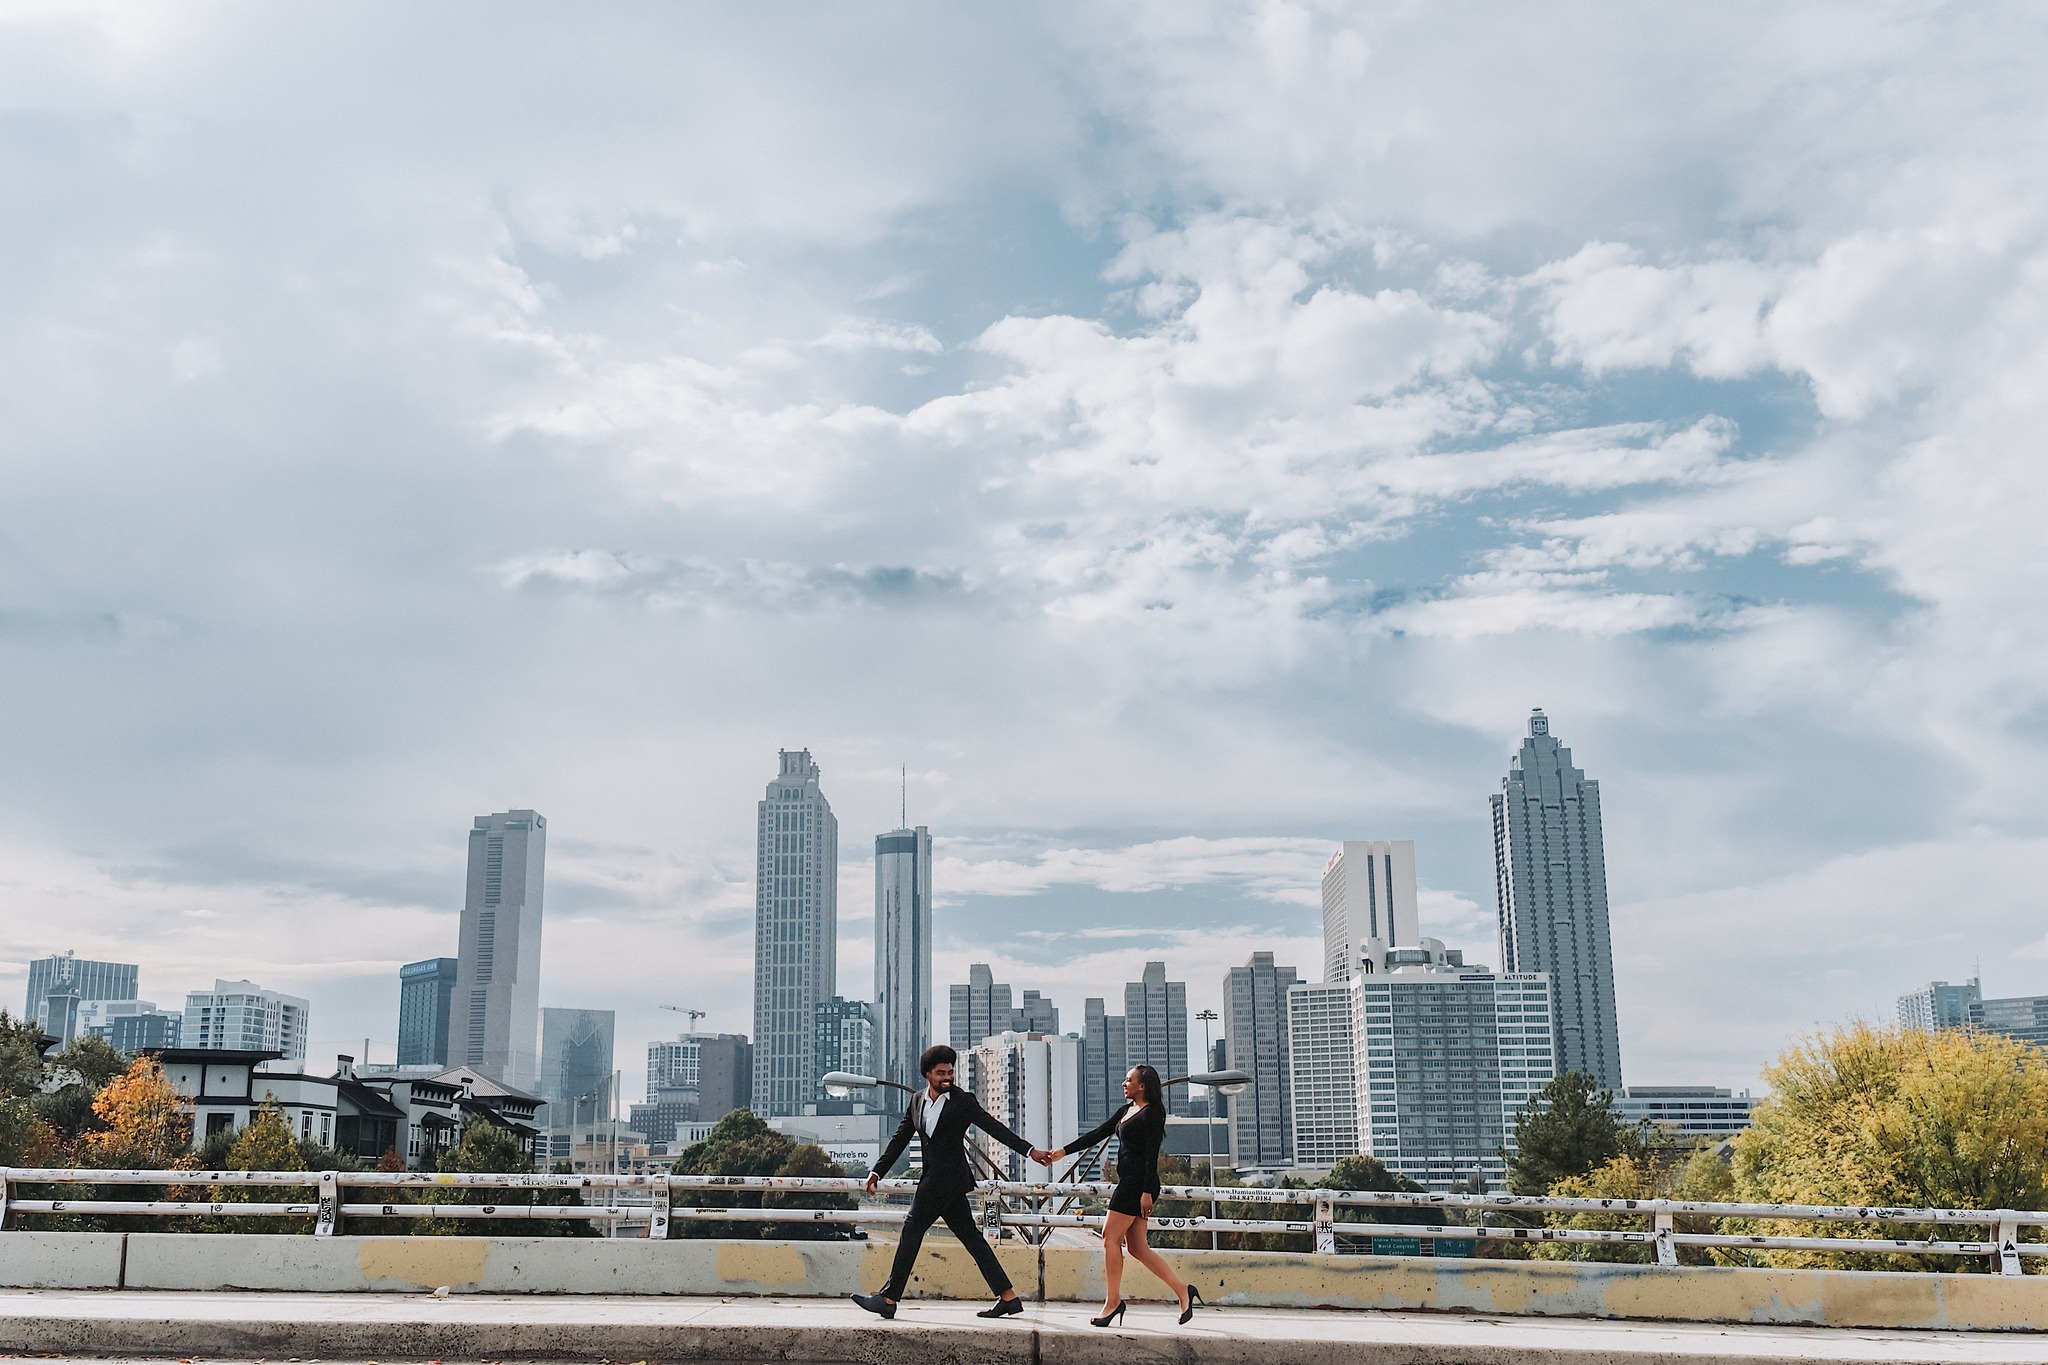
left=920, top=1043, right=959, bottom=1076
left=1130, top=1063, right=1164, bottom=1109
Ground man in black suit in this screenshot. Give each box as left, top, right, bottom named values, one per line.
left=850, top=1043, right=1051, bottom=1320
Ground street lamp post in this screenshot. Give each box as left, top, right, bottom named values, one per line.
left=1195, top=1010, right=1220, bottom=1250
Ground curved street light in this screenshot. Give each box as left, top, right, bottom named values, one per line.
left=820, top=1070, right=916, bottom=1098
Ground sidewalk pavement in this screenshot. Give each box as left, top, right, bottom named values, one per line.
left=0, top=1289, right=2042, bottom=1365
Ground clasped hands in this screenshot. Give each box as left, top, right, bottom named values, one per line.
left=1030, top=1146, right=1066, bottom=1168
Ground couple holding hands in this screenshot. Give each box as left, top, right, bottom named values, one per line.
left=850, top=1043, right=1205, bottom=1328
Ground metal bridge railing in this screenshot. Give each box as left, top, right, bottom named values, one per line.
left=0, top=1168, right=2039, bottom=1275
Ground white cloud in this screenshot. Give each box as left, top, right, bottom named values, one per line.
left=2, top=3, right=2048, bottom=1095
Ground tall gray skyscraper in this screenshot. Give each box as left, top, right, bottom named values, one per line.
left=1125, top=961, right=1190, bottom=1117
left=1491, top=709, right=1623, bottom=1090
left=1224, top=951, right=1299, bottom=1170
left=1321, top=841, right=1419, bottom=981
left=25, top=953, right=137, bottom=1045
left=450, top=810, right=547, bottom=1090
left=753, top=749, right=838, bottom=1116
left=538, top=1007, right=615, bottom=1114
left=949, top=963, right=1014, bottom=1053
left=1080, top=998, right=1129, bottom=1127
left=397, top=958, right=457, bottom=1067
left=873, top=826, right=932, bottom=1090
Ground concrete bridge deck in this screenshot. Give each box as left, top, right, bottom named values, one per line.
left=1, top=1290, right=2043, bottom=1365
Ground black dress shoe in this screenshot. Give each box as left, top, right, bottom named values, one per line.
left=851, top=1292, right=897, bottom=1319
left=976, top=1298, right=1025, bottom=1319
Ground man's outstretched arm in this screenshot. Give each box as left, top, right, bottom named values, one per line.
left=866, top=1106, right=917, bottom=1194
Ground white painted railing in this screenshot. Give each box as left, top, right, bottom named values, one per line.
left=0, top=1168, right=2038, bottom=1275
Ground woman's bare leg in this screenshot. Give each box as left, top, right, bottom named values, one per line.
left=1099, top=1210, right=1133, bottom=1314
left=1123, top=1216, right=1190, bottom=1311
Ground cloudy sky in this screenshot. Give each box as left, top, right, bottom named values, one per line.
left=4, top=3, right=2046, bottom=1099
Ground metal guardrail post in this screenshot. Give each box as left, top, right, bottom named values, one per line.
left=0, top=1168, right=9, bottom=1231
left=314, top=1170, right=340, bottom=1238
left=981, top=1189, right=1003, bottom=1244
left=1996, top=1215, right=2021, bottom=1276
left=649, top=1176, right=670, bottom=1241
left=1313, top=1195, right=1335, bottom=1255
left=1653, top=1211, right=1675, bottom=1266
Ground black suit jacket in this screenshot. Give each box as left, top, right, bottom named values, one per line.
left=872, top=1086, right=1034, bottom=1204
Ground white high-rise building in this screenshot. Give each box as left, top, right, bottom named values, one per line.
left=1355, top=941, right=1553, bottom=1191
left=753, top=749, right=838, bottom=1116
left=1286, top=981, right=1359, bottom=1168
left=1289, top=939, right=1554, bottom=1191
left=450, top=810, right=547, bottom=1089
left=873, top=825, right=932, bottom=1091
left=1897, top=979, right=1983, bottom=1031
left=967, top=1030, right=1080, bottom=1184
left=1322, top=841, right=1419, bottom=981
left=1492, top=710, right=1623, bottom=1091
left=183, top=979, right=310, bottom=1061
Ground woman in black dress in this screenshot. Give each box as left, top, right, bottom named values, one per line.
left=1045, top=1064, right=1202, bottom=1327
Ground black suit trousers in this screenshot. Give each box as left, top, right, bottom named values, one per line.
left=882, top=1191, right=1011, bottom=1300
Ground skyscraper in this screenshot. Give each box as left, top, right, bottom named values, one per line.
left=647, top=1032, right=752, bottom=1126
left=753, top=750, right=838, bottom=1116
left=1080, top=997, right=1128, bottom=1128
left=1321, top=841, right=1419, bottom=981
left=1124, top=961, right=1190, bottom=1116
left=949, top=964, right=1014, bottom=1053
left=814, top=996, right=876, bottom=1090
left=1224, top=951, right=1299, bottom=1170
left=538, top=1007, right=616, bottom=1114
left=1491, top=709, right=1623, bottom=1090
left=25, top=953, right=138, bottom=1045
left=1897, top=979, right=1983, bottom=1031
left=967, top=1030, right=1080, bottom=1184
left=873, top=825, right=932, bottom=1092
left=397, top=958, right=458, bottom=1067
left=450, top=810, right=547, bottom=1089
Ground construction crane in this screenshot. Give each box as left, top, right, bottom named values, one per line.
left=659, top=1005, right=707, bottom=1026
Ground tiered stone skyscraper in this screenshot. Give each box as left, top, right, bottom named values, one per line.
left=752, top=749, right=839, bottom=1116
left=1490, top=709, right=1623, bottom=1090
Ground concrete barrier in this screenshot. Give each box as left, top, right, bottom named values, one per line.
left=0, top=1230, right=2042, bottom=1332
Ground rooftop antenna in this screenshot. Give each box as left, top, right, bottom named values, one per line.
left=901, top=765, right=907, bottom=828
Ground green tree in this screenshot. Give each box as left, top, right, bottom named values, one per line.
left=0, top=1010, right=57, bottom=1166
left=437, top=1119, right=530, bottom=1175
left=411, top=1118, right=586, bottom=1237
left=188, top=1102, right=312, bottom=1233
left=0, top=1010, right=49, bottom=1100
left=1728, top=1022, right=2048, bottom=1270
left=1506, top=1072, right=1646, bottom=1195
left=34, top=1037, right=130, bottom=1144
left=671, top=1108, right=852, bottom=1239
left=1318, top=1153, right=1440, bottom=1241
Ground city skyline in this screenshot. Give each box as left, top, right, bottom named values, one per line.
left=4, top=8, right=2045, bottom=1097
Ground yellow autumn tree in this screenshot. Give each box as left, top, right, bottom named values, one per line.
left=1534, top=1146, right=1735, bottom=1264
left=1728, top=1022, right=2048, bottom=1269
left=82, top=1057, right=193, bottom=1170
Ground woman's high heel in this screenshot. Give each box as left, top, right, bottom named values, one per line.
left=1178, top=1284, right=1205, bottom=1325
left=1089, top=1301, right=1127, bottom=1328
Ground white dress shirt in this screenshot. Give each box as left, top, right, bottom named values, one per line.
left=920, top=1089, right=949, bottom=1137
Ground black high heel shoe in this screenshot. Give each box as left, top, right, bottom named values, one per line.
left=1178, top=1284, right=1205, bottom=1325
left=1089, top=1301, right=1127, bottom=1328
